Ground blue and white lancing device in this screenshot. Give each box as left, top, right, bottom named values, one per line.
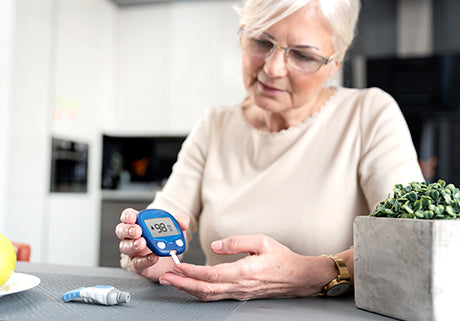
left=62, top=285, right=130, bottom=305
left=136, top=209, right=186, bottom=259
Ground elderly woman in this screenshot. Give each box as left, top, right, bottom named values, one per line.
left=116, top=0, right=423, bottom=301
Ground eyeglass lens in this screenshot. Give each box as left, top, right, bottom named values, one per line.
left=241, top=33, right=325, bottom=73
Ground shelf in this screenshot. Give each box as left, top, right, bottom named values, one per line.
left=101, top=189, right=156, bottom=201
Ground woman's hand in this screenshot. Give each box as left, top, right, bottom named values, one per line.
left=115, top=208, right=190, bottom=281
left=158, top=234, right=338, bottom=301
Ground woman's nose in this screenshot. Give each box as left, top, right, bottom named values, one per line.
left=262, top=47, right=289, bottom=77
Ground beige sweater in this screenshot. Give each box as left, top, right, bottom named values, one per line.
left=150, top=87, right=424, bottom=266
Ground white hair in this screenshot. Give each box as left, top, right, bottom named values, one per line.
left=234, top=0, right=361, bottom=62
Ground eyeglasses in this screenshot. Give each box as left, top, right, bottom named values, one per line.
left=239, top=29, right=336, bottom=74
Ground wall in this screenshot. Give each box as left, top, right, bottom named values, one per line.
left=6, top=0, right=54, bottom=262
left=6, top=0, right=117, bottom=266
left=109, top=0, right=245, bottom=135
left=46, top=0, right=117, bottom=266
left=0, top=0, right=14, bottom=233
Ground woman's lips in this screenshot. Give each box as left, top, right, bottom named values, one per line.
left=258, top=80, right=285, bottom=95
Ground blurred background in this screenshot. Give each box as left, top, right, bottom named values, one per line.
left=0, top=0, right=459, bottom=267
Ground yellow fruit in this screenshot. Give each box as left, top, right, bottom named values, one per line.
left=0, top=233, right=17, bottom=286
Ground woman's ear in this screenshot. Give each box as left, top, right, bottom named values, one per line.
left=327, top=59, right=342, bottom=79
left=329, top=46, right=348, bottom=77
left=333, top=59, right=342, bottom=72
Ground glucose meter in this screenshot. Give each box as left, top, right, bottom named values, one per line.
left=136, top=209, right=186, bottom=263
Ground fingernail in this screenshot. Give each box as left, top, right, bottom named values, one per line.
left=212, top=240, right=223, bottom=251
left=134, top=240, right=139, bottom=249
left=159, top=278, right=170, bottom=286
left=147, top=254, right=154, bottom=261
left=129, top=228, right=136, bottom=237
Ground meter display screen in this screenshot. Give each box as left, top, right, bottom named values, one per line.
left=144, top=217, right=180, bottom=238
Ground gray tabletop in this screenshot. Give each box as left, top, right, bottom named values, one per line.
left=0, top=262, right=395, bottom=320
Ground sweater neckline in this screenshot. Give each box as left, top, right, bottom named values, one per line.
left=239, top=86, right=341, bottom=137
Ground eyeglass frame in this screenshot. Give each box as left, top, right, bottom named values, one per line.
left=238, top=28, right=336, bottom=73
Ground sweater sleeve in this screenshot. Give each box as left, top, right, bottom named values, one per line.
left=358, top=88, right=424, bottom=212
left=147, top=110, right=212, bottom=232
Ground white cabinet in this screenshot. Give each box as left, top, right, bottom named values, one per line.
left=111, top=1, right=245, bottom=135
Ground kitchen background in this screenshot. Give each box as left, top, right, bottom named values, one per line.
left=0, top=0, right=459, bottom=267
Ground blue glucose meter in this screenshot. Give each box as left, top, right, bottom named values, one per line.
left=136, top=209, right=186, bottom=257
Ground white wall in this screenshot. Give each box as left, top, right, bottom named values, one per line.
left=7, top=0, right=54, bottom=262
left=46, top=0, right=117, bottom=266
left=6, top=0, right=117, bottom=266
left=0, top=0, right=15, bottom=233
left=109, top=1, right=245, bottom=135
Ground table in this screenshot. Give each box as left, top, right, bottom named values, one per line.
left=0, top=262, right=395, bottom=320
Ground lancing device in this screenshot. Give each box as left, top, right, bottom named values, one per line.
left=136, top=209, right=186, bottom=264
left=62, top=285, right=130, bottom=305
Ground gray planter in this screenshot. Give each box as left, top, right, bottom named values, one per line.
left=354, top=216, right=460, bottom=321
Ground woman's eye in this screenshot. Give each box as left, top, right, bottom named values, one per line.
left=290, top=50, right=317, bottom=62
left=253, top=38, right=274, bottom=50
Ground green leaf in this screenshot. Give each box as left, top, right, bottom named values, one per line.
left=434, top=206, right=444, bottom=216
left=421, top=196, right=432, bottom=208
left=407, top=191, right=418, bottom=202
left=443, top=193, right=453, bottom=205
left=403, top=202, right=414, bottom=214
left=447, top=183, right=456, bottom=191
left=429, top=190, right=440, bottom=202
left=423, top=210, right=434, bottom=219
left=445, top=206, right=455, bottom=217
left=384, top=208, right=395, bottom=217
left=454, top=192, right=460, bottom=203
left=414, top=200, right=422, bottom=211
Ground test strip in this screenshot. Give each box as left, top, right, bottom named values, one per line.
left=170, top=250, right=180, bottom=265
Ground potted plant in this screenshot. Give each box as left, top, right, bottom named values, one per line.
left=354, top=180, right=460, bottom=321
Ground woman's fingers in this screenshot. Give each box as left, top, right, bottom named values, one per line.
left=172, top=262, right=245, bottom=283
left=115, top=222, right=142, bottom=240
left=120, top=208, right=139, bottom=224
left=119, top=236, right=160, bottom=274
left=119, top=237, right=150, bottom=256
left=116, top=208, right=142, bottom=240
left=131, top=253, right=159, bottom=274
left=172, top=212, right=191, bottom=231
left=160, top=261, right=261, bottom=301
left=161, top=273, right=235, bottom=301
left=211, top=234, right=270, bottom=256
